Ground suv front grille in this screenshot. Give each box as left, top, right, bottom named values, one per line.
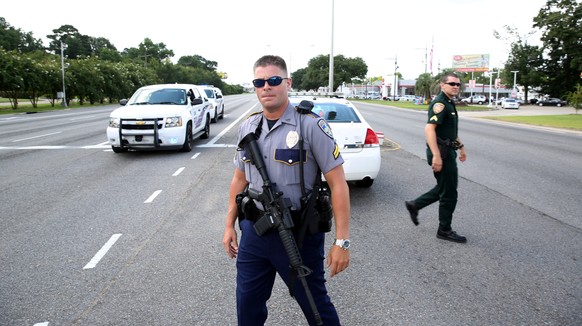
left=120, top=118, right=163, bottom=130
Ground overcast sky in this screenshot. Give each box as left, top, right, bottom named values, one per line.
left=3, top=0, right=549, bottom=85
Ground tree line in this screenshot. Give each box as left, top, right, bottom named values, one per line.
left=0, top=21, right=243, bottom=109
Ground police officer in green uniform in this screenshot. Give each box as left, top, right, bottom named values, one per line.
left=405, top=72, right=468, bottom=243
left=222, top=55, right=351, bottom=325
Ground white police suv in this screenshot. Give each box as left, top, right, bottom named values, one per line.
left=107, top=84, right=211, bottom=153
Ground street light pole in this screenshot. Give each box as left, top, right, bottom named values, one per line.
left=328, top=0, right=335, bottom=92
left=511, top=70, right=519, bottom=98
left=393, top=55, right=398, bottom=100
left=60, top=41, right=67, bottom=108
left=487, top=70, right=494, bottom=107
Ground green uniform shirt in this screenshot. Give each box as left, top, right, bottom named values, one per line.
left=427, top=91, right=458, bottom=141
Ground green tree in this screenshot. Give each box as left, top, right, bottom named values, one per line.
left=177, top=55, right=218, bottom=71
left=47, top=25, right=93, bottom=59
left=533, top=0, right=582, bottom=98
left=295, top=54, right=367, bottom=91
left=0, top=17, right=44, bottom=53
left=415, top=73, right=435, bottom=102
left=494, top=25, right=545, bottom=102
left=290, top=68, right=307, bottom=91
left=0, top=49, right=25, bottom=109
left=566, top=84, right=582, bottom=114
left=122, top=38, right=174, bottom=67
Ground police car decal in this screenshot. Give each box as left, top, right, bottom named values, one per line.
left=318, top=119, right=334, bottom=139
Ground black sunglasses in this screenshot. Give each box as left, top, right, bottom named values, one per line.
left=252, top=76, right=288, bottom=88
left=444, top=82, right=461, bottom=87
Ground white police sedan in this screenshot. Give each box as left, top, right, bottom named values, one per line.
left=289, top=94, right=381, bottom=187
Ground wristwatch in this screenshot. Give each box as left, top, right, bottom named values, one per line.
left=334, top=239, right=351, bottom=250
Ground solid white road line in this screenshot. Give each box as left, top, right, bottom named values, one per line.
left=144, top=190, right=162, bottom=203
left=83, top=234, right=122, bottom=270
left=12, top=132, right=62, bottom=142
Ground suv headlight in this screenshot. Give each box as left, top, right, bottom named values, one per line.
left=109, top=117, right=120, bottom=128
left=165, top=116, right=182, bottom=128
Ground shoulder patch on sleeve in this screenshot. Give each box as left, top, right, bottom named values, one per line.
left=333, top=143, right=340, bottom=159
left=433, top=103, right=445, bottom=114
left=318, top=119, right=334, bottom=139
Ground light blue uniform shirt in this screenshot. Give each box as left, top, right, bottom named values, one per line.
left=235, top=102, right=343, bottom=210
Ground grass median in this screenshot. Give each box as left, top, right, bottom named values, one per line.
left=353, top=99, right=582, bottom=131
left=483, top=115, right=582, bottom=131
left=0, top=98, right=110, bottom=114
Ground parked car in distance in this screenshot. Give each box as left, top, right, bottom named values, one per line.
left=365, top=91, right=381, bottom=100
left=202, top=86, right=225, bottom=123
left=501, top=98, right=520, bottom=109
left=288, top=95, right=381, bottom=187
left=383, top=95, right=400, bottom=101
left=538, top=98, right=567, bottom=107
left=461, top=95, right=487, bottom=105
left=400, top=95, right=417, bottom=102
left=107, top=84, right=211, bottom=153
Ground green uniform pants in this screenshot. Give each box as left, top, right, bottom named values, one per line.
left=414, top=148, right=458, bottom=230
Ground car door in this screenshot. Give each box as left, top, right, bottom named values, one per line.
left=188, top=87, right=207, bottom=130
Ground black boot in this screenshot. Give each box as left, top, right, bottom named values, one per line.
left=436, top=228, right=467, bottom=243
left=405, top=201, right=419, bottom=226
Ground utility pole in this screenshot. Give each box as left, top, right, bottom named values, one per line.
left=60, top=41, right=67, bottom=108
left=328, top=0, right=335, bottom=93
left=393, top=55, right=399, bottom=100
left=487, top=70, right=494, bottom=107
left=511, top=70, right=519, bottom=98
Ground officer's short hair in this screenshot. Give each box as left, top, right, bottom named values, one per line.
left=254, top=55, right=288, bottom=76
left=440, top=72, right=459, bottom=83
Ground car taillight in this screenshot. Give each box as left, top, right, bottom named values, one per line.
left=364, top=128, right=379, bottom=146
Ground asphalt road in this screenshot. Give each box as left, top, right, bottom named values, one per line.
left=0, top=95, right=580, bottom=325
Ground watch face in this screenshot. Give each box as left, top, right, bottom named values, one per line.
left=343, top=240, right=351, bottom=249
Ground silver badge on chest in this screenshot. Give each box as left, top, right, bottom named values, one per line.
left=286, top=131, right=299, bottom=148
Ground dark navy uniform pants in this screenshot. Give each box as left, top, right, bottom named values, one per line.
left=236, top=219, right=340, bottom=325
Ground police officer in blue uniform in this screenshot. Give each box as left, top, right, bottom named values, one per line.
left=222, top=55, right=351, bottom=325
left=405, top=72, right=468, bottom=243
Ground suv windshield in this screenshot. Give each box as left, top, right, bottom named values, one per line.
left=130, top=88, right=187, bottom=105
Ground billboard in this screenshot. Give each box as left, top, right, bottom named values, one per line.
left=452, top=54, right=490, bottom=72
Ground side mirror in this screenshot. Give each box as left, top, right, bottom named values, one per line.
left=187, top=89, right=196, bottom=102
left=216, top=94, right=223, bottom=99
left=119, top=99, right=128, bottom=106
left=191, top=98, right=203, bottom=105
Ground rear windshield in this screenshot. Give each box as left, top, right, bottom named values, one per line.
left=311, top=103, right=360, bottom=123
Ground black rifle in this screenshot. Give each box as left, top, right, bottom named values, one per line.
left=238, top=132, right=323, bottom=326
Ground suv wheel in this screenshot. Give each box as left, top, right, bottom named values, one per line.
left=211, top=108, right=217, bottom=123
left=200, top=117, right=210, bottom=139
left=111, top=146, right=127, bottom=153
left=181, top=122, right=194, bottom=152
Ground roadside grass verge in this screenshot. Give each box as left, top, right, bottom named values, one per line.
left=483, top=115, right=582, bottom=131
left=352, top=99, right=582, bottom=131
left=352, top=99, right=489, bottom=111
left=0, top=98, right=111, bottom=115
